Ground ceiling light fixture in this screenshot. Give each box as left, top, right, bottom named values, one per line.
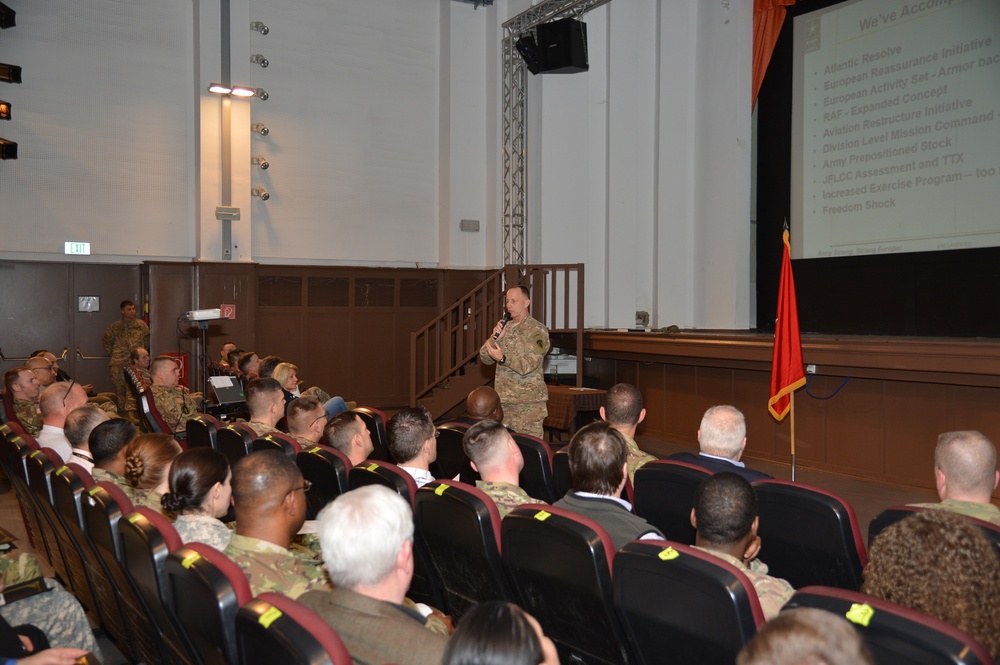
left=250, top=21, right=269, bottom=35
left=252, top=155, right=269, bottom=170
left=252, top=186, right=269, bottom=201
left=252, top=123, right=269, bottom=136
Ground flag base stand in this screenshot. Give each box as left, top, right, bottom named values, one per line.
left=790, top=453, right=796, bottom=482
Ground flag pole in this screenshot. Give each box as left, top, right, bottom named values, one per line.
left=790, top=391, right=796, bottom=481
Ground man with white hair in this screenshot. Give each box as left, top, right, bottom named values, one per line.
left=298, top=485, right=448, bottom=665
left=36, top=381, right=89, bottom=462
left=908, top=430, right=1000, bottom=526
left=668, top=405, right=772, bottom=482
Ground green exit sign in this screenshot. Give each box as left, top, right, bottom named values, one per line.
left=64, top=242, right=91, bottom=255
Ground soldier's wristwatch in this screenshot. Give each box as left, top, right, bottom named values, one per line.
left=499, top=355, right=506, bottom=365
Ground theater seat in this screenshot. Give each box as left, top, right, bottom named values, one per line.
left=511, top=432, right=558, bottom=503
left=430, top=423, right=478, bottom=483
left=296, top=444, right=351, bottom=518
left=502, top=505, right=635, bottom=665
left=868, top=505, right=1000, bottom=551
left=236, top=592, right=353, bottom=665
left=187, top=413, right=224, bottom=450
left=218, top=423, right=258, bottom=467
left=252, top=431, right=302, bottom=456
left=785, top=586, right=994, bottom=665
left=349, top=407, right=392, bottom=463
left=613, top=540, right=765, bottom=665
left=631, top=460, right=711, bottom=544
left=552, top=448, right=572, bottom=499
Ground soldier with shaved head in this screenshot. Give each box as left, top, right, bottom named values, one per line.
left=909, top=430, right=1000, bottom=525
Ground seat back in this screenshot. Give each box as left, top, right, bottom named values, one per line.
left=349, top=407, right=392, bottom=462
left=502, top=505, right=634, bottom=665
left=348, top=459, right=418, bottom=504
left=631, top=460, right=710, bottom=545
left=511, top=432, right=558, bottom=503
left=296, top=445, right=351, bottom=518
left=1, top=387, right=21, bottom=430
left=252, top=431, right=301, bottom=456
left=613, top=540, right=765, bottom=665
left=236, top=592, right=353, bottom=665
left=218, top=423, right=257, bottom=466
left=752, top=480, right=867, bottom=590
left=430, top=422, right=478, bottom=483
left=166, top=543, right=253, bottom=665
left=413, top=480, right=515, bottom=619
left=1, top=424, right=42, bottom=553
left=552, top=448, right=572, bottom=499
left=869, top=505, right=1000, bottom=551
left=786, top=586, right=994, bottom=665
left=139, top=390, right=173, bottom=435
left=186, top=414, right=223, bottom=450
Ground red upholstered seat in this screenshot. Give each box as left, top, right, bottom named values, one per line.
left=236, top=592, right=353, bottom=665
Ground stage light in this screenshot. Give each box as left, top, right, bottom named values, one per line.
left=254, top=88, right=268, bottom=101
left=252, top=186, right=269, bottom=201
left=0, top=100, right=9, bottom=120
left=250, top=54, right=269, bottom=68
left=0, top=63, right=22, bottom=84
left=250, top=21, right=269, bottom=35
left=0, top=2, right=15, bottom=30
left=252, top=123, right=269, bottom=136
left=252, top=155, right=269, bottom=170
left=0, top=137, right=17, bottom=159
left=231, top=86, right=255, bottom=98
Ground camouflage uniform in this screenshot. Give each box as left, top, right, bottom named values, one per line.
left=621, top=433, right=657, bottom=484
left=102, top=317, right=150, bottom=410
left=908, top=499, right=1000, bottom=526
left=224, top=533, right=332, bottom=599
left=149, top=384, right=201, bottom=433
left=291, top=434, right=318, bottom=448
left=479, top=316, right=550, bottom=438
left=245, top=421, right=281, bottom=439
left=475, top=480, right=547, bottom=518
left=131, top=489, right=165, bottom=515
left=694, top=547, right=794, bottom=620
left=122, top=365, right=151, bottom=422
left=0, top=553, right=101, bottom=658
left=174, top=514, right=233, bottom=550
left=12, top=398, right=42, bottom=436
left=92, top=467, right=141, bottom=503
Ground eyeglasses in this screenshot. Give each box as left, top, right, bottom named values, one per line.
left=62, top=379, right=76, bottom=408
left=311, top=414, right=328, bottom=428
left=433, top=430, right=440, bottom=438
left=288, top=480, right=312, bottom=496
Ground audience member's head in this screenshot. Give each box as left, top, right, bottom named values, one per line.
left=124, top=433, right=183, bottom=495
left=130, top=346, right=151, bottom=368
left=25, top=356, right=58, bottom=388
left=466, top=386, right=504, bottom=423
left=238, top=352, right=260, bottom=375
left=601, top=383, right=646, bottom=429
left=257, top=355, right=283, bottom=379
left=150, top=355, right=181, bottom=387
left=316, top=485, right=413, bottom=600
left=442, top=600, right=560, bottom=665
left=64, top=405, right=110, bottom=450
left=691, top=472, right=763, bottom=567
left=464, top=420, right=522, bottom=479
left=567, top=421, right=628, bottom=497
left=862, top=510, right=1000, bottom=659
left=698, top=405, right=747, bottom=460
left=90, top=418, right=137, bottom=470
left=271, top=362, right=299, bottom=393
left=287, top=395, right=327, bottom=443
left=227, top=348, right=244, bottom=368
left=933, top=431, right=999, bottom=503
left=387, top=407, right=436, bottom=467
left=736, top=607, right=874, bottom=665
left=161, top=448, right=232, bottom=518
left=4, top=366, right=40, bottom=402
left=231, top=450, right=308, bottom=544
left=323, top=411, right=374, bottom=465
left=39, top=381, right=88, bottom=424
left=220, top=342, right=237, bottom=363
left=245, top=377, right=285, bottom=422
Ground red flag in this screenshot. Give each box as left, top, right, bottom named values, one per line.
left=768, top=230, right=806, bottom=420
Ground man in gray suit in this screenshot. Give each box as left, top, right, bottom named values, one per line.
left=298, top=486, right=448, bottom=665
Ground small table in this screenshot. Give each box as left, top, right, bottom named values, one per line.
left=543, top=384, right=607, bottom=441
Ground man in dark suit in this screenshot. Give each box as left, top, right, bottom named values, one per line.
left=668, top=405, right=773, bottom=482
left=298, top=486, right=448, bottom=665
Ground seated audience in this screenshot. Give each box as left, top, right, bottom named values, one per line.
left=668, top=405, right=773, bottom=482
left=242, top=378, right=286, bottom=438
left=553, top=421, right=663, bottom=549
left=226, top=347, right=244, bottom=370
left=298, top=485, right=449, bottom=665
left=464, top=386, right=504, bottom=424
left=286, top=396, right=328, bottom=448
left=63, top=405, right=110, bottom=473
left=907, top=430, right=1000, bottom=525
left=0, top=603, right=91, bottom=665
left=691, top=472, right=794, bottom=619
left=237, top=351, right=261, bottom=377
left=24, top=357, right=58, bottom=394
left=322, top=410, right=374, bottom=466
left=122, top=346, right=152, bottom=421
left=219, top=342, right=237, bottom=368
left=148, top=355, right=202, bottom=432
left=273, top=362, right=348, bottom=419
left=90, top=418, right=139, bottom=501
left=442, top=600, right=559, bottom=665
left=737, top=607, right=874, bottom=665
left=124, top=433, right=183, bottom=513
left=463, top=420, right=546, bottom=517
left=32, top=350, right=117, bottom=414
left=600, top=383, right=657, bottom=482
left=162, top=448, right=233, bottom=550
left=35, top=381, right=89, bottom=462
left=862, top=510, right=1000, bottom=659
left=224, top=450, right=330, bottom=598
left=387, top=407, right=438, bottom=487
left=257, top=355, right=283, bottom=379
left=4, top=366, right=42, bottom=435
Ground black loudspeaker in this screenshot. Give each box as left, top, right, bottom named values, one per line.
left=515, top=35, right=541, bottom=75
left=537, top=18, right=588, bottom=74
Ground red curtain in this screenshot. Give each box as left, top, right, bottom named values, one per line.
left=753, top=0, right=796, bottom=109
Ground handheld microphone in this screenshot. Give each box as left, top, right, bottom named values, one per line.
left=493, top=312, right=512, bottom=339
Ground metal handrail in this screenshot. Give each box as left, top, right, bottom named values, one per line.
left=0, top=346, right=68, bottom=362
left=76, top=346, right=110, bottom=360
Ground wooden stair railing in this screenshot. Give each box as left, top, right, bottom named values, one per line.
left=410, top=264, right=584, bottom=415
